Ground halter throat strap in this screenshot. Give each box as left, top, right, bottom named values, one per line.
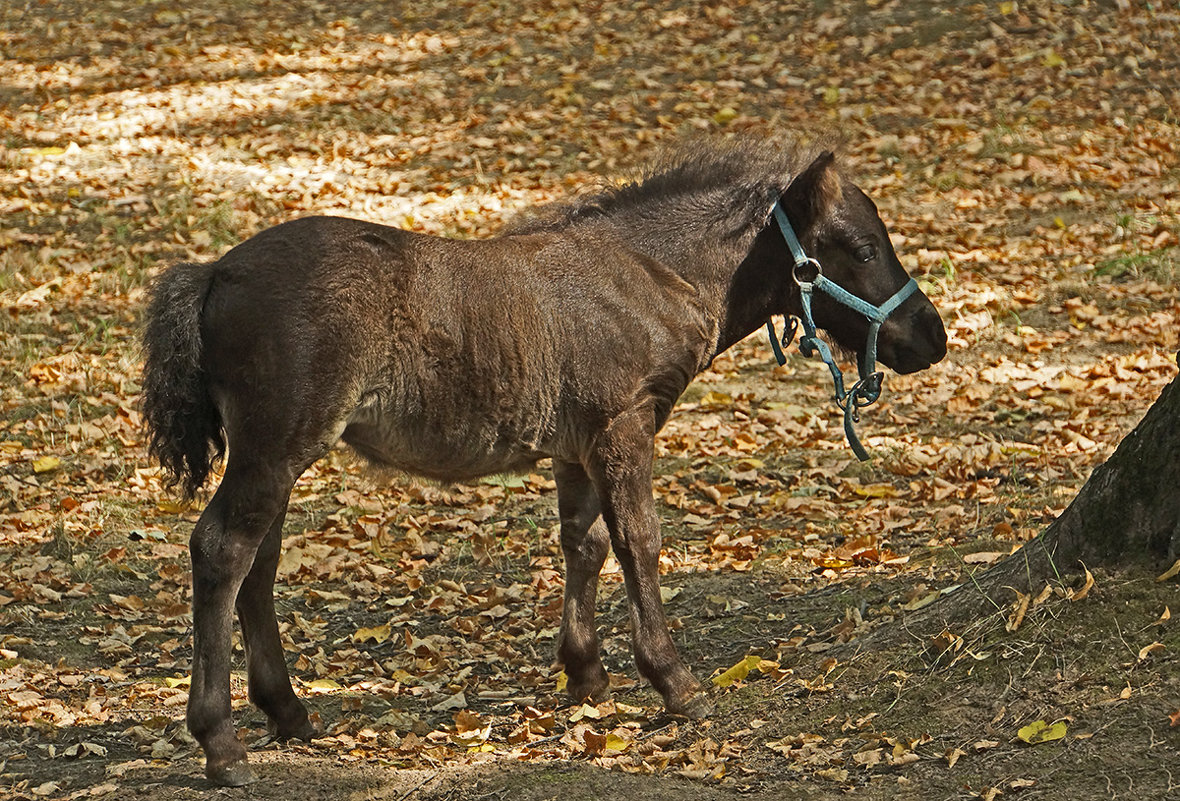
left=766, top=200, right=920, bottom=460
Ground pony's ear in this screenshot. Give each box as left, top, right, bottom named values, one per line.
left=780, top=151, right=842, bottom=231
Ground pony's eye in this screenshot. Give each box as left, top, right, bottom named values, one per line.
left=854, top=243, right=877, bottom=263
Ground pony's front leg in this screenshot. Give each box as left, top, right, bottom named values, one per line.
left=553, top=460, right=612, bottom=704
left=586, top=411, right=712, bottom=718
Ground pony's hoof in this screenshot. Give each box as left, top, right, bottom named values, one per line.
left=566, top=669, right=612, bottom=706
left=271, top=711, right=322, bottom=742
left=668, top=688, right=713, bottom=720
left=207, top=758, right=257, bottom=787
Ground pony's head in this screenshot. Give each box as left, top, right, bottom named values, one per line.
left=777, top=152, right=947, bottom=375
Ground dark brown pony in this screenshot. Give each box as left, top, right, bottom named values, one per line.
left=142, top=137, right=946, bottom=785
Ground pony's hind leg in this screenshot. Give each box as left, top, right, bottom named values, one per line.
left=553, top=461, right=612, bottom=704
left=186, top=458, right=297, bottom=787
left=235, top=500, right=319, bottom=742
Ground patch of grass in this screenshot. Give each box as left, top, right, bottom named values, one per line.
left=1096, top=245, right=1178, bottom=283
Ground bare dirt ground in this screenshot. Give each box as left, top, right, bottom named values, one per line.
left=2, top=1, right=1178, bottom=799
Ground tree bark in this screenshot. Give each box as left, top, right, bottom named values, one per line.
left=890, top=369, right=1180, bottom=642
left=1002, top=370, right=1180, bottom=572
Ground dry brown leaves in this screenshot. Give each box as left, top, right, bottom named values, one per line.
left=1, top=0, right=1178, bottom=797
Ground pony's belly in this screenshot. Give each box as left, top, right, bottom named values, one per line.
left=339, top=413, right=546, bottom=483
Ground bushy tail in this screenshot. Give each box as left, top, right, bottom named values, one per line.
left=141, top=262, right=224, bottom=499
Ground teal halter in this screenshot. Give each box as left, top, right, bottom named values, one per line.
left=766, top=202, right=919, bottom=461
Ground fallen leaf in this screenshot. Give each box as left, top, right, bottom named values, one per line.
left=712, top=654, right=764, bottom=687
left=32, top=456, right=61, bottom=473
left=1069, top=567, right=1095, bottom=601
left=1006, top=592, right=1030, bottom=632
left=1156, top=559, right=1180, bottom=582
left=304, top=678, right=344, bottom=694
left=352, top=622, right=392, bottom=644
left=568, top=703, right=601, bottom=722
left=1017, top=719, right=1067, bottom=745
left=1137, top=641, right=1164, bottom=661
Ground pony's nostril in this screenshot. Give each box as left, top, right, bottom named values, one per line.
left=925, top=312, right=948, bottom=361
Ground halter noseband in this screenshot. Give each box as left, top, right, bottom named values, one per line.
left=765, top=201, right=919, bottom=461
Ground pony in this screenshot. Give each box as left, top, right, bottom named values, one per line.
left=142, top=136, right=947, bottom=785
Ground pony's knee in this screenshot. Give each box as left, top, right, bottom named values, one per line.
left=560, top=517, right=610, bottom=565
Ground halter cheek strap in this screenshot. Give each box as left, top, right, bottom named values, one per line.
left=767, top=201, right=919, bottom=460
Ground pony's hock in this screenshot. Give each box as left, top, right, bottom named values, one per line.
left=141, top=136, right=947, bottom=786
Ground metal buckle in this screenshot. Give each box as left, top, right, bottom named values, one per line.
left=791, top=257, right=822, bottom=287
left=781, top=316, right=799, bottom=351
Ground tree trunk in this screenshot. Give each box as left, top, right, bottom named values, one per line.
left=888, top=369, right=1180, bottom=641
left=1002, top=370, right=1180, bottom=572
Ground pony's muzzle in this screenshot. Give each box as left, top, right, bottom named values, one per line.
left=880, top=303, right=947, bottom=375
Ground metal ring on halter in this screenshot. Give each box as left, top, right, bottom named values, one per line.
left=792, top=257, right=822, bottom=286
left=854, top=373, right=884, bottom=406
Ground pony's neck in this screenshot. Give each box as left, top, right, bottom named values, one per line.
left=606, top=212, right=791, bottom=357
left=710, top=224, right=796, bottom=357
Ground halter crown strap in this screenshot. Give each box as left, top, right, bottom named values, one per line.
left=766, top=200, right=920, bottom=460
left=772, top=203, right=809, bottom=267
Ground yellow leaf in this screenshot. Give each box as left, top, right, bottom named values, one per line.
left=1042, top=50, right=1066, bottom=68
left=604, top=732, right=631, bottom=752
left=454, top=709, right=484, bottom=732
left=1056, top=373, right=1089, bottom=392
left=853, top=747, right=884, bottom=767
left=451, top=710, right=491, bottom=747
left=852, top=483, right=898, bottom=498
left=164, top=676, right=191, bottom=688
left=109, top=593, right=144, bottom=611
left=352, top=622, right=391, bottom=644
left=660, top=586, right=682, bottom=603
left=156, top=499, right=189, bottom=514
left=963, top=551, right=1005, bottom=565
left=712, top=654, right=763, bottom=688
left=1017, top=719, right=1067, bottom=744
left=713, top=107, right=738, bottom=125
left=305, top=679, right=344, bottom=694
left=32, top=456, right=61, bottom=474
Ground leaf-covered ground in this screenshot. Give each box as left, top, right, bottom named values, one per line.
left=2, top=1, right=1178, bottom=799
